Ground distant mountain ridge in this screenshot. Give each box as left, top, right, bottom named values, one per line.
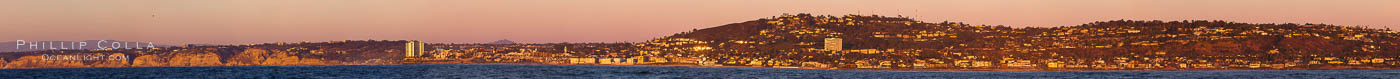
left=487, top=39, right=519, bottom=45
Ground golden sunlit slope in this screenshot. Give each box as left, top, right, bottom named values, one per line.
left=647, top=13, right=1400, bottom=59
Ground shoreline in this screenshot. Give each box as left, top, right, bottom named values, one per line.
left=2, top=63, right=1397, bottom=71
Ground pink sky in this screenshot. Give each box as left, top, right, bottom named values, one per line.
left=1, top=0, right=1397, bottom=44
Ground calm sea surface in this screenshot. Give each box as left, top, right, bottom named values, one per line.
left=2, top=64, right=1398, bottom=79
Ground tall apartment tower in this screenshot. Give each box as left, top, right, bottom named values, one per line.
left=405, top=41, right=425, bottom=57
left=824, top=38, right=843, bottom=51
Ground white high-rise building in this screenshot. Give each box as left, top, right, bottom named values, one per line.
left=824, top=38, right=842, bottom=51
left=405, top=41, right=424, bottom=57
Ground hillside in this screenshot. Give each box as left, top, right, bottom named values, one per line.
left=640, top=14, right=1400, bottom=69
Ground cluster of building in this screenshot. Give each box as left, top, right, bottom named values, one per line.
left=399, top=14, right=1400, bottom=70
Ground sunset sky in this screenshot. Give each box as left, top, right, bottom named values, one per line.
left=1, top=0, right=1397, bottom=44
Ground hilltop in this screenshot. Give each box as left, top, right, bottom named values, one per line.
left=638, top=14, right=1400, bottom=69
left=652, top=13, right=1399, bottom=53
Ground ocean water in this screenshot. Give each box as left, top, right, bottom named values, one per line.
left=2, top=64, right=1398, bottom=79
